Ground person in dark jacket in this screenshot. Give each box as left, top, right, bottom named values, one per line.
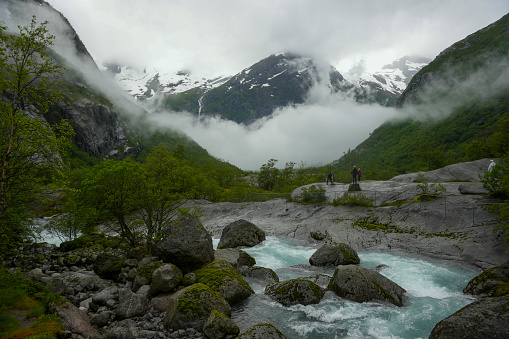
left=357, top=168, right=362, bottom=182
left=351, top=166, right=358, bottom=183
left=326, top=171, right=334, bottom=185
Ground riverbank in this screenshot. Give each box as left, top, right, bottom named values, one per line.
left=195, top=175, right=508, bottom=270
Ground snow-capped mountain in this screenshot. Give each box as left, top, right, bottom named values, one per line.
left=345, top=56, right=431, bottom=96
left=103, top=63, right=230, bottom=101
left=106, top=54, right=429, bottom=124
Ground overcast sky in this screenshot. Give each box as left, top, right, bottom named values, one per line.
left=45, top=0, right=508, bottom=76
left=41, top=0, right=508, bottom=171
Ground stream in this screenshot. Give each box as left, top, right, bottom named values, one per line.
left=214, top=237, right=480, bottom=339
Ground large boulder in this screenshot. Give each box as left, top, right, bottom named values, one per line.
left=237, top=323, right=286, bottom=339
left=214, top=248, right=256, bottom=268
left=297, top=274, right=332, bottom=289
left=52, top=302, right=102, bottom=339
left=265, top=279, right=325, bottom=306
left=309, top=243, right=360, bottom=266
left=463, top=264, right=509, bottom=297
left=132, top=261, right=163, bottom=292
left=164, top=283, right=231, bottom=332
left=150, top=263, right=183, bottom=295
left=152, top=215, right=214, bottom=273
left=92, top=286, right=119, bottom=307
left=328, top=265, right=406, bottom=306
left=203, top=309, right=240, bottom=339
left=238, top=266, right=279, bottom=285
left=116, top=287, right=150, bottom=320
left=429, top=297, right=509, bottom=339
left=194, top=260, right=254, bottom=305
left=217, top=219, right=266, bottom=249
left=92, top=253, right=124, bottom=280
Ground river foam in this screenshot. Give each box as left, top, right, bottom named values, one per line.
left=219, top=236, right=480, bottom=339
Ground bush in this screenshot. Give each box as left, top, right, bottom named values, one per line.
left=298, top=185, right=326, bottom=204
left=332, top=194, right=374, bottom=207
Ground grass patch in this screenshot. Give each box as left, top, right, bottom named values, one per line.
left=332, top=194, right=374, bottom=207
left=0, top=268, right=64, bottom=338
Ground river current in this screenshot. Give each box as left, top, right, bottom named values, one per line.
left=213, top=237, right=480, bottom=339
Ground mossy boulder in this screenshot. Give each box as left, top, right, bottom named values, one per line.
left=92, top=252, right=125, bottom=280
left=203, top=309, right=240, bottom=339
left=152, top=215, right=214, bottom=274
left=214, top=248, right=256, bottom=268
left=217, top=219, right=266, bottom=249
left=238, top=266, right=279, bottom=285
left=463, top=264, right=509, bottom=297
left=309, top=243, right=360, bottom=266
left=429, top=296, right=509, bottom=339
left=328, top=265, right=406, bottom=306
left=194, top=260, right=254, bottom=305
left=150, top=263, right=183, bottom=295
left=265, top=279, right=325, bottom=306
left=164, top=283, right=231, bottom=332
left=237, top=323, right=286, bottom=339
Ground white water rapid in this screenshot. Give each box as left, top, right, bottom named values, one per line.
left=213, top=237, right=480, bottom=339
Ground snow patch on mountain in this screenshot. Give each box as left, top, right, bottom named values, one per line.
left=104, top=64, right=230, bottom=100
left=343, top=56, right=430, bottom=95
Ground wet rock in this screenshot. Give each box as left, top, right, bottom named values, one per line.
left=309, top=243, right=360, bottom=266
left=237, top=323, right=286, bottom=339
left=152, top=215, right=214, bottom=274
left=217, top=219, right=266, bottom=249
left=214, top=248, right=256, bottom=269
left=195, top=260, right=254, bottom=305
left=238, top=266, right=279, bottom=285
left=328, top=265, right=406, bottom=306
left=203, top=309, right=240, bottom=339
left=164, top=283, right=231, bottom=332
left=463, top=264, right=509, bottom=296
left=429, top=297, right=509, bottom=339
left=265, top=279, right=325, bottom=306
left=297, top=274, right=331, bottom=289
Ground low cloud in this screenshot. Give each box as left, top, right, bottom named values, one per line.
left=146, top=87, right=398, bottom=171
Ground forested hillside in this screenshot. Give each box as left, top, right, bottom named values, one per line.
left=330, top=13, right=509, bottom=179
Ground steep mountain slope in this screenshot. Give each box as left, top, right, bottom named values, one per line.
left=332, top=13, right=509, bottom=177
left=158, top=53, right=415, bottom=124
left=345, top=56, right=430, bottom=106
left=1, top=0, right=231, bottom=168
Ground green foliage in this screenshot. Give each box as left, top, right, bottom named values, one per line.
left=79, top=158, right=145, bottom=246
left=332, top=194, right=374, bottom=207
left=0, top=17, right=73, bottom=249
left=0, top=268, right=64, bottom=338
left=297, top=185, right=326, bottom=204
left=415, top=174, right=447, bottom=197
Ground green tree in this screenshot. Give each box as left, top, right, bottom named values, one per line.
left=0, top=17, right=73, bottom=246
left=258, top=159, right=280, bottom=191
left=80, top=158, right=145, bottom=246
left=140, top=145, right=190, bottom=247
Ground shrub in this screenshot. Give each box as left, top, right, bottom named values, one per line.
left=298, top=185, right=326, bottom=204
left=332, top=194, right=374, bottom=207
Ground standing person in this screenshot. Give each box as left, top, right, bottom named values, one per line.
left=326, top=171, right=334, bottom=185
left=358, top=168, right=362, bottom=182
left=488, top=160, right=496, bottom=172
left=351, top=166, right=358, bottom=184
